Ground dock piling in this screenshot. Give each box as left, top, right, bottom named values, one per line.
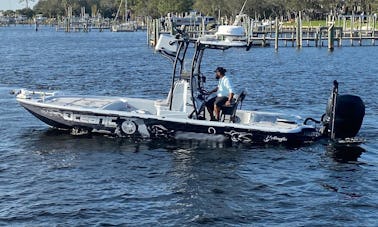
left=338, top=28, right=343, bottom=47
left=373, top=15, right=376, bottom=45
left=328, top=24, right=335, bottom=50
left=154, top=19, right=159, bottom=46
left=296, top=12, right=302, bottom=47
left=274, top=17, right=279, bottom=51
left=315, top=31, right=319, bottom=47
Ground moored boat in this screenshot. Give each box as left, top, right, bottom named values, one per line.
left=111, top=0, right=137, bottom=32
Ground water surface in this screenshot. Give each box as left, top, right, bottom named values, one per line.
left=0, top=26, right=377, bottom=226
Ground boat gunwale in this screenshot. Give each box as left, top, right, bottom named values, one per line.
left=17, top=97, right=315, bottom=134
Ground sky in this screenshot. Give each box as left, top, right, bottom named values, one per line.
left=0, top=0, right=38, bottom=11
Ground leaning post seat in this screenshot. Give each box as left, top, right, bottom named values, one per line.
left=220, top=90, right=247, bottom=122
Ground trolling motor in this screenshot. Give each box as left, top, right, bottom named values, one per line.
left=321, top=80, right=365, bottom=143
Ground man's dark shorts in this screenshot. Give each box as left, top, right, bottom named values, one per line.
left=206, top=96, right=228, bottom=108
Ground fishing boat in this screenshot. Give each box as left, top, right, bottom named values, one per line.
left=111, top=0, right=137, bottom=32
left=12, top=26, right=365, bottom=146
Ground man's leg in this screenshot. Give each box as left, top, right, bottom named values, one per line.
left=214, top=97, right=228, bottom=121
left=214, top=104, right=221, bottom=120
left=206, top=97, right=216, bottom=120
left=207, top=105, right=215, bottom=119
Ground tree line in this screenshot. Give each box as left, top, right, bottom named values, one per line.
left=5, top=0, right=378, bottom=20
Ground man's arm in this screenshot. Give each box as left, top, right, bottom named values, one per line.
left=211, top=87, right=218, bottom=93
left=225, top=93, right=234, bottom=106
left=225, top=77, right=234, bottom=106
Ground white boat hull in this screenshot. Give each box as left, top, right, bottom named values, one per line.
left=111, top=23, right=136, bottom=32
left=16, top=93, right=319, bottom=145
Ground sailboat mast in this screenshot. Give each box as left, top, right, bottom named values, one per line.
left=239, top=0, right=248, bottom=15
left=114, top=0, right=122, bottom=23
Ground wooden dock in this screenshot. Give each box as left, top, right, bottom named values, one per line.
left=54, top=6, right=110, bottom=32
left=147, top=13, right=378, bottom=50
left=251, top=13, right=378, bottom=50
left=146, top=15, right=215, bottom=46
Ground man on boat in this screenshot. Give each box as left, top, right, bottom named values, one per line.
left=205, top=67, right=234, bottom=121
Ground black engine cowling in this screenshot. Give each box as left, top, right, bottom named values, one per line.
left=322, top=81, right=365, bottom=139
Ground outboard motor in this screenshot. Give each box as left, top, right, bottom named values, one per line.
left=321, top=81, right=365, bottom=140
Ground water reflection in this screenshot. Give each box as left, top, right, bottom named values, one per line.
left=20, top=127, right=366, bottom=165
left=21, top=128, right=147, bottom=152
left=326, top=144, right=365, bottom=163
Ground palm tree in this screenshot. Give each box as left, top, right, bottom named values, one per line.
left=19, top=0, right=35, bottom=9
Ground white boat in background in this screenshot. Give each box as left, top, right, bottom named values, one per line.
left=111, top=0, right=137, bottom=32
left=111, top=21, right=137, bottom=32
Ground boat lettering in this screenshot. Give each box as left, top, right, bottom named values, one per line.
left=264, top=135, right=288, bottom=143
left=150, top=125, right=174, bottom=137
left=208, top=127, right=216, bottom=134
left=62, top=112, right=118, bottom=127
left=225, top=130, right=253, bottom=143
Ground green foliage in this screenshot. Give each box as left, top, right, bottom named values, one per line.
left=2, top=10, right=16, bottom=16
left=156, top=0, right=192, bottom=16
left=17, top=8, right=35, bottom=18
left=14, top=0, right=378, bottom=19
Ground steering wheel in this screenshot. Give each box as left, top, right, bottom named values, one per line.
left=196, top=73, right=208, bottom=95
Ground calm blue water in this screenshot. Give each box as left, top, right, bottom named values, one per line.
left=0, top=25, right=377, bottom=226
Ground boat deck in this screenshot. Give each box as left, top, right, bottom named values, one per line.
left=46, top=97, right=118, bottom=108
left=43, top=96, right=157, bottom=114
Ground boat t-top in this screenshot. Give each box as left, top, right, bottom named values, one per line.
left=12, top=24, right=365, bottom=146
